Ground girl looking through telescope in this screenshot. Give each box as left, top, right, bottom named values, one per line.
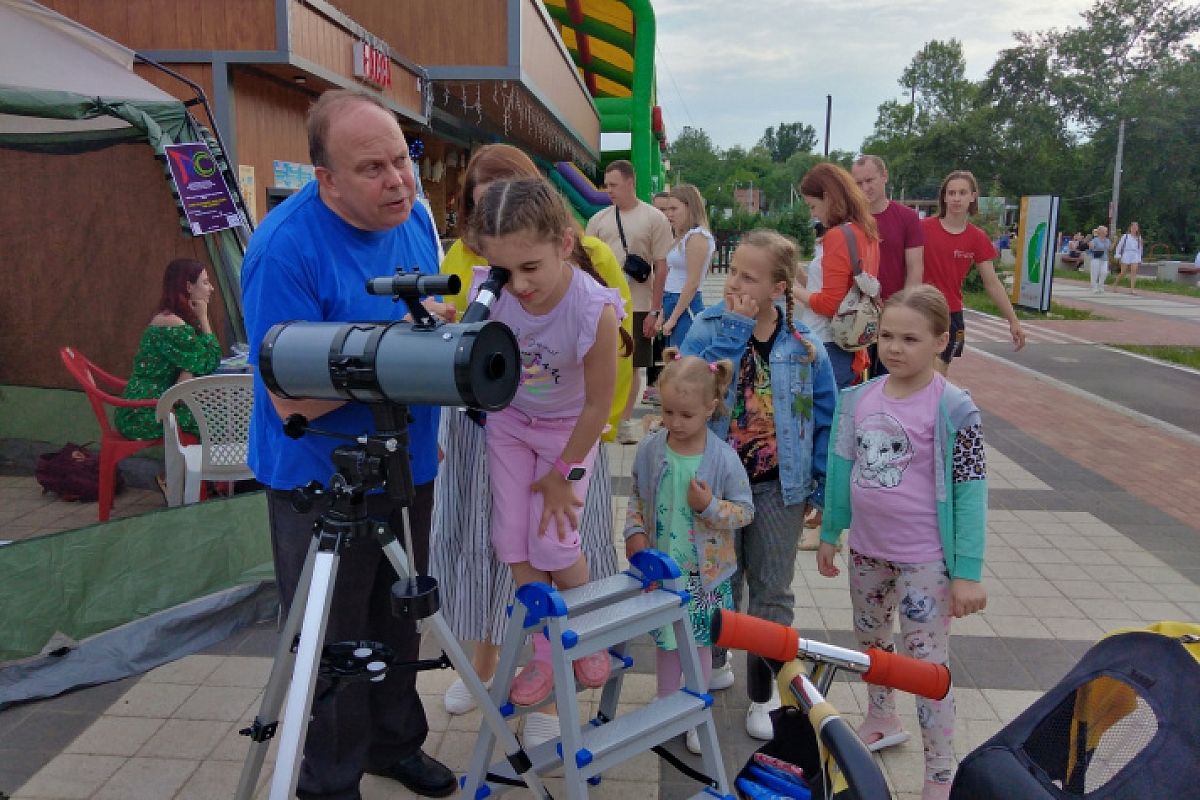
left=467, top=177, right=632, bottom=708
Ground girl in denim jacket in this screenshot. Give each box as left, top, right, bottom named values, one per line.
left=625, top=349, right=754, bottom=751
left=680, top=229, right=837, bottom=739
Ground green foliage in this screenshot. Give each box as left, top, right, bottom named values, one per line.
left=757, top=122, right=819, bottom=163
left=858, top=0, right=1200, bottom=253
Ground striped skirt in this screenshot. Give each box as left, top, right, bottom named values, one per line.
left=428, top=408, right=620, bottom=644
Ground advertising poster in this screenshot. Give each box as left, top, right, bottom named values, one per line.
left=238, top=164, right=257, bottom=223
left=1012, top=195, right=1060, bottom=312
left=164, top=143, right=244, bottom=236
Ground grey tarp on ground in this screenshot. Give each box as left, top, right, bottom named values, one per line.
left=0, top=582, right=277, bottom=711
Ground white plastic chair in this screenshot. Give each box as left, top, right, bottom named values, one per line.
left=155, top=374, right=255, bottom=506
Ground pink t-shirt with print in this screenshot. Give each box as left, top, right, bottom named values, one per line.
left=848, top=373, right=946, bottom=564
left=491, top=266, right=623, bottom=419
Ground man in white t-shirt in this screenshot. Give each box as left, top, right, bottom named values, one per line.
left=585, top=160, right=674, bottom=443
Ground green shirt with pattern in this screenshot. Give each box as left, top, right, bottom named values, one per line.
left=114, top=324, right=221, bottom=440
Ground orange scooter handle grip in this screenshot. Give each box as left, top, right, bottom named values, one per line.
left=712, top=610, right=799, bottom=663
left=862, top=648, right=951, bottom=700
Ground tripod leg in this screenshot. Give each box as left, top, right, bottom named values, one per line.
left=234, top=536, right=320, bottom=800
left=379, top=537, right=552, bottom=799
left=268, top=547, right=341, bottom=799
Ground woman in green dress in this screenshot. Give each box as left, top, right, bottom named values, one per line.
left=114, top=258, right=222, bottom=440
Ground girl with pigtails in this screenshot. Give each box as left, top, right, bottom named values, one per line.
left=679, top=229, right=838, bottom=741
left=623, top=348, right=754, bottom=753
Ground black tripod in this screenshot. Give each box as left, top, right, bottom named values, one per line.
left=234, top=405, right=549, bottom=799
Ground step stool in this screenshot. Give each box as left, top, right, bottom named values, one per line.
left=460, top=550, right=732, bottom=800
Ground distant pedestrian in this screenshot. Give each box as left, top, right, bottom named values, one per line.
left=816, top=285, right=988, bottom=800
left=921, top=171, right=1025, bottom=374
left=659, top=184, right=715, bottom=348
left=1112, top=221, right=1143, bottom=293
left=1087, top=225, right=1112, bottom=294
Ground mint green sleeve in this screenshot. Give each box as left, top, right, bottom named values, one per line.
left=950, top=423, right=988, bottom=581
left=819, top=407, right=853, bottom=545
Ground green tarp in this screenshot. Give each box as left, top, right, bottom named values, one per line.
left=0, top=493, right=272, bottom=662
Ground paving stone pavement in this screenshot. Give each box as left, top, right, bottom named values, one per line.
left=4, top=272, right=1198, bottom=799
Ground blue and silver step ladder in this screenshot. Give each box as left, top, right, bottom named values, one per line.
left=460, top=550, right=733, bottom=800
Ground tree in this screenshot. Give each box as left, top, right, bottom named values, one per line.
left=667, top=126, right=722, bottom=189
left=757, top=122, right=818, bottom=163
left=899, top=39, right=975, bottom=130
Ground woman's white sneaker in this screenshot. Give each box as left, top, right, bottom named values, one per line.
left=685, top=728, right=702, bottom=754
left=443, top=676, right=483, bottom=715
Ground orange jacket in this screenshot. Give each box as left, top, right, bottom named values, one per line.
left=807, top=223, right=880, bottom=373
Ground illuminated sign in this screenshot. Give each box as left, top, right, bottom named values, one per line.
left=353, top=38, right=392, bottom=89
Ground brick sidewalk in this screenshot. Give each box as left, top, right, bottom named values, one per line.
left=952, top=351, right=1200, bottom=534
left=1039, top=279, right=1200, bottom=345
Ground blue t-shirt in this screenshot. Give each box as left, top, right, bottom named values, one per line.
left=242, top=182, right=440, bottom=489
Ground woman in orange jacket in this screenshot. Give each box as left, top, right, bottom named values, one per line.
left=791, top=163, right=881, bottom=388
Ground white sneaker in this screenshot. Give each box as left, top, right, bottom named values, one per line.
left=443, top=676, right=483, bottom=715
left=709, top=654, right=735, bottom=691
left=685, top=728, right=702, bottom=754
left=617, top=419, right=640, bottom=444
left=523, top=711, right=561, bottom=749
left=745, top=692, right=780, bottom=740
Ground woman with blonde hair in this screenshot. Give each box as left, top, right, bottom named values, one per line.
left=658, top=183, right=715, bottom=348
left=792, top=162, right=881, bottom=388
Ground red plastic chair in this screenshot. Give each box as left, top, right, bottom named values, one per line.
left=59, top=346, right=196, bottom=521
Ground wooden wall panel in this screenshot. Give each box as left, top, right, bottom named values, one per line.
left=38, top=0, right=276, bottom=51
left=289, top=2, right=423, bottom=115
left=333, top=0, right=507, bottom=66
left=231, top=68, right=314, bottom=223
left=0, top=146, right=227, bottom=390
left=132, top=64, right=215, bottom=110
left=519, top=0, right=599, bottom=150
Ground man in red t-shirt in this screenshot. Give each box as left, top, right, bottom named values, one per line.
left=852, top=155, right=924, bottom=299
left=921, top=170, right=1026, bottom=374
left=852, top=155, right=924, bottom=376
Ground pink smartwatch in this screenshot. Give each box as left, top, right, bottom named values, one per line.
left=554, top=458, right=587, bottom=482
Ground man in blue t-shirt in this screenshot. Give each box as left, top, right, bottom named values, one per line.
left=242, top=90, right=454, bottom=799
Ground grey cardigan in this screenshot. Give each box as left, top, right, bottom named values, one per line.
left=624, top=428, right=754, bottom=589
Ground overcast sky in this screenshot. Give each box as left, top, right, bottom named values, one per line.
left=652, top=0, right=1100, bottom=154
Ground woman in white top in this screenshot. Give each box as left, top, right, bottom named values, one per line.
left=659, top=183, right=715, bottom=348
left=1112, top=221, right=1144, bottom=294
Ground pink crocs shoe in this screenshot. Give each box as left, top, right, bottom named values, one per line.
left=510, top=660, right=554, bottom=707
left=573, top=651, right=610, bottom=688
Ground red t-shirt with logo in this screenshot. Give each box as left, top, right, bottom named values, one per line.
left=920, top=217, right=997, bottom=312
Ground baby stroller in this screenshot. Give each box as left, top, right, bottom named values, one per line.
left=952, top=621, right=1200, bottom=798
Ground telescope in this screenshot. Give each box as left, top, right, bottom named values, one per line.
left=258, top=271, right=518, bottom=410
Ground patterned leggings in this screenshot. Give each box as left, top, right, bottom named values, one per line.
left=848, top=549, right=956, bottom=785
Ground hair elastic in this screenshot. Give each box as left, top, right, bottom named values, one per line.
left=707, top=362, right=718, bottom=373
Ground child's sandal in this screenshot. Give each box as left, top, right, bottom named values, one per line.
left=855, top=714, right=910, bottom=752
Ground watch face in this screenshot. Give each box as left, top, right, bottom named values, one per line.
left=566, top=466, right=587, bottom=481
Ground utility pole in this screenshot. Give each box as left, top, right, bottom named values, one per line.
left=824, top=95, right=832, bottom=158
left=1109, top=118, right=1126, bottom=234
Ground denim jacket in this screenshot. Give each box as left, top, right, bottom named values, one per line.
left=681, top=301, right=836, bottom=509
left=624, top=428, right=754, bottom=589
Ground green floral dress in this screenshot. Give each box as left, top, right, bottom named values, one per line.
left=114, top=324, right=222, bottom=440
left=652, top=446, right=735, bottom=651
